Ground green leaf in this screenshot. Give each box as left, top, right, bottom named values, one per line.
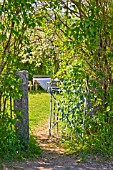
left=12, top=29, right=19, bottom=37
left=0, top=34, right=7, bottom=40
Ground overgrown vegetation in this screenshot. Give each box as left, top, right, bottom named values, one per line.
left=1, top=0, right=113, bottom=161
left=46, top=0, right=113, bottom=158
left=0, top=88, right=50, bottom=160
left=0, top=135, right=42, bottom=160
left=56, top=69, right=113, bottom=159
left=0, top=91, right=48, bottom=160
left=0, top=0, right=41, bottom=159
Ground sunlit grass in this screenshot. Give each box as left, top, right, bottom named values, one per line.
left=29, top=90, right=50, bottom=130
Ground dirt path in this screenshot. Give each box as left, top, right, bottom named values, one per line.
left=3, top=121, right=113, bottom=170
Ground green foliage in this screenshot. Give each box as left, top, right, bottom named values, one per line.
left=0, top=0, right=42, bottom=159
left=56, top=77, right=113, bottom=158
left=1, top=0, right=113, bottom=160
left=43, top=0, right=113, bottom=157
left=0, top=132, right=42, bottom=160
left=0, top=91, right=49, bottom=160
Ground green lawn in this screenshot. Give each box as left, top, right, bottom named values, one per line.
left=29, top=91, right=50, bottom=131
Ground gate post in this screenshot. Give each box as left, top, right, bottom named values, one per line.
left=14, top=70, right=29, bottom=144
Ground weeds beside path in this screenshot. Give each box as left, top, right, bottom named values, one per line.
left=2, top=92, right=113, bottom=169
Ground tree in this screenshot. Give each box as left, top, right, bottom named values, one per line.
left=0, top=0, right=39, bottom=156
left=35, top=0, right=113, bottom=154
left=43, top=0, right=113, bottom=113
left=20, top=6, right=63, bottom=77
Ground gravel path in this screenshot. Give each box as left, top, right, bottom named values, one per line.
left=3, top=122, right=113, bottom=170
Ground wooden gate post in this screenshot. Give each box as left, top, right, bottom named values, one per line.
left=14, top=70, right=29, bottom=144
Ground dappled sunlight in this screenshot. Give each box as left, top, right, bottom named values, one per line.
left=3, top=124, right=113, bottom=169
left=4, top=118, right=113, bottom=169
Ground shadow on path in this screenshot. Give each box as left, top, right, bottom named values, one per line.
left=3, top=123, right=113, bottom=170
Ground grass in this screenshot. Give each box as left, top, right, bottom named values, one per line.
left=29, top=90, right=50, bottom=131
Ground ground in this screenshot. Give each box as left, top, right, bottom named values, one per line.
left=2, top=121, right=113, bottom=170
